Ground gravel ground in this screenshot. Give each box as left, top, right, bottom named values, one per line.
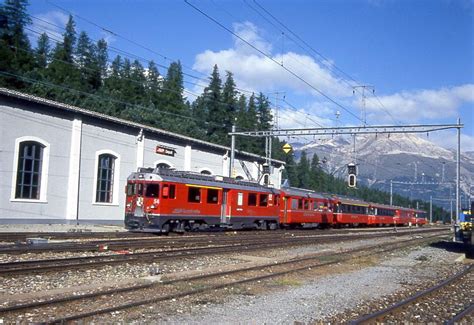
left=0, top=255, right=244, bottom=297
left=145, top=245, right=466, bottom=324
left=0, top=235, right=400, bottom=296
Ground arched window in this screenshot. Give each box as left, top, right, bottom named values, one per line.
left=15, top=141, right=44, bottom=199
left=235, top=176, right=244, bottom=180
left=96, top=154, right=116, bottom=203
left=200, top=169, right=212, bottom=175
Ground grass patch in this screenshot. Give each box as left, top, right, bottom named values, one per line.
left=273, top=277, right=302, bottom=287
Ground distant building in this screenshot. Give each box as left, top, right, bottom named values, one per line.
left=0, top=88, right=284, bottom=224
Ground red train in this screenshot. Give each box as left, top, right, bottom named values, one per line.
left=125, top=168, right=427, bottom=233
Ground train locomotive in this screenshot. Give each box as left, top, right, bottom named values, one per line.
left=125, top=167, right=427, bottom=233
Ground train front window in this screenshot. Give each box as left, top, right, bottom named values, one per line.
left=126, top=183, right=135, bottom=196
left=145, top=184, right=159, bottom=198
left=136, top=183, right=143, bottom=196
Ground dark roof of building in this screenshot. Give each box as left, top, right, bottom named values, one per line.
left=0, top=87, right=284, bottom=165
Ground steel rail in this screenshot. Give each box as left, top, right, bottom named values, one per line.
left=40, top=233, right=449, bottom=324
left=0, top=229, right=449, bottom=275
left=0, top=227, right=445, bottom=254
left=445, top=303, right=474, bottom=325
left=350, top=265, right=473, bottom=324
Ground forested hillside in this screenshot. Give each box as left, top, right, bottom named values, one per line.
left=0, top=0, right=447, bottom=219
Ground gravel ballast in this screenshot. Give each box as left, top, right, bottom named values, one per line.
left=147, top=245, right=466, bottom=324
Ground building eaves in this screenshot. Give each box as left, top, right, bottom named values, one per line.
left=0, top=87, right=284, bottom=165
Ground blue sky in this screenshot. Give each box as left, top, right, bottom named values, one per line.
left=27, top=0, right=473, bottom=151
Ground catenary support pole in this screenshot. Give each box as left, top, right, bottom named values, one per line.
left=456, top=118, right=461, bottom=224
left=229, top=124, right=236, bottom=178
left=390, top=180, right=393, bottom=206
left=429, top=195, right=432, bottom=224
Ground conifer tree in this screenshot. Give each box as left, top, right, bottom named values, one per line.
left=0, top=0, right=33, bottom=88
left=48, top=14, right=80, bottom=96
left=203, top=65, right=226, bottom=144
left=35, top=32, right=49, bottom=69
left=222, top=71, right=238, bottom=135
left=297, top=150, right=311, bottom=188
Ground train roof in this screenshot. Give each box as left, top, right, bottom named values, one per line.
left=128, top=168, right=278, bottom=193
left=280, top=186, right=329, bottom=200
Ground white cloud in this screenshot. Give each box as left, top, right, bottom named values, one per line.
left=363, top=84, right=474, bottom=123
left=29, top=11, right=69, bottom=43
left=429, top=131, right=474, bottom=152
left=193, top=21, right=351, bottom=99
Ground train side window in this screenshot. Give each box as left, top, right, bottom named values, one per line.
left=248, top=193, right=257, bottom=206
left=298, top=199, right=303, bottom=210
left=162, top=184, right=176, bottom=199
left=259, top=194, right=268, bottom=207
left=207, top=189, right=219, bottom=204
left=237, top=192, right=244, bottom=206
left=162, top=185, right=169, bottom=198
left=188, top=187, right=201, bottom=203
left=291, top=198, right=298, bottom=209
left=170, top=184, right=176, bottom=198
left=145, top=184, right=159, bottom=198
left=303, top=200, right=309, bottom=210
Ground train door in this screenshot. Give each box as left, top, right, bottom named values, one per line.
left=283, top=196, right=289, bottom=223
left=220, top=189, right=231, bottom=224
left=131, top=183, right=144, bottom=217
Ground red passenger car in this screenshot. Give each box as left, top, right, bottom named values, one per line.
left=369, top=203, right=397, bottom=226
left=125, top=168, right=279, bottom=233
left=333, top=197, right=370, bottom=226
left=279, top=187, right=333, bottom=228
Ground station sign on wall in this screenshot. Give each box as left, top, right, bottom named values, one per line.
left=155, top=145, right=176, bottom=157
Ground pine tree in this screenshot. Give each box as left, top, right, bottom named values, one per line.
left=0, top=0, right=33, bottom=88
left=96, top=39, right=108, bottom=81
left=297, top=150, right=311, bottom=188
left=222, top=71, right=238, bottom=135
left=203, top=65, right=226, bottom=144
left=48, top=14, right=80, bottom=96
left=76, top=31, right=99, bottom=91
left=34, top=32, right=49, bottom=69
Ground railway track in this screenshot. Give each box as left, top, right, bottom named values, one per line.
left=0, top=229, right=449, bottom=275
left=0, top=232, right=449, bottom=323
left=351, top=264, right=473, bottom=324
left=0, top=227, right=445, bottom=254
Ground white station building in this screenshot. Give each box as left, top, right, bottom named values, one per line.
left=0, top=88, right=284, bottom=224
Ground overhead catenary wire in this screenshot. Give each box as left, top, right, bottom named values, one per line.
left=28, top=11, right=317, bottom=130
left=184, top=0, right=365, bottom=124
left=24, top=18, right=317, bottom=132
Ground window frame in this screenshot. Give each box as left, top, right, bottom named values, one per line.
left=92, top=150, right=120, bottom=206
left=10, top=136, right=50, bottom=203
left=206, top=188, right=219, bottom=204
left=248, top=193, right=257, bottom=206
left=187, top=186, right=201, bottom=203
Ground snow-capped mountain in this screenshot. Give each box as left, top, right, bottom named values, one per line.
left=293, top=133, right=474, bottom=211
